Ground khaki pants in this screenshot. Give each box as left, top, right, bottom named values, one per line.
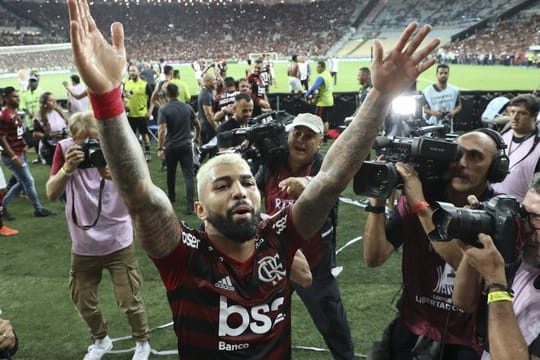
left=69, top=244, right=149, bottom=341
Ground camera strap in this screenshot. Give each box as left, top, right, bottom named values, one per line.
left=71, top=178, right=106, bottom=230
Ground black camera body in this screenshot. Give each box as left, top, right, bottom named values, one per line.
left=78, top=138, right=107, bottom=169
left=353, top=131, right=461, bottom=199
left=431, top=195, right=524, bottom=264
left=217, top=111, right=294, bottom=171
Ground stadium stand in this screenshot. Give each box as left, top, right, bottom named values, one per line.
left=445, top=13, right=540, bottom=65
left=0, top=0, right=357, bottom=69
left=0, top=0, right=538, bottom=71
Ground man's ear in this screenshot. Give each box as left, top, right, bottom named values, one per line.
left=194, top=201, right=207, bottom=220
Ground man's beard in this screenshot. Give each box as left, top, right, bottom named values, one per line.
left=207, top=202, right=260, bottom=243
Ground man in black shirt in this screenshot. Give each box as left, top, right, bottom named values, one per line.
left=158, top=83, right=200, bottom=214
left=216, top=93, right=254, bottom=151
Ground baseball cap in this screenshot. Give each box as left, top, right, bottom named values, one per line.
left=286, top=113, right=324, bottom=134
left=29, top=75, right=38, bottom=81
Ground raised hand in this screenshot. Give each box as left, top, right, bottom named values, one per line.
left=67, top=0, right=126, bottom=94
left=371, top=22, right=440, bottom=97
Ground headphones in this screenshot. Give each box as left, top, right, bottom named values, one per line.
left=475, top=128, right=510, bottom=183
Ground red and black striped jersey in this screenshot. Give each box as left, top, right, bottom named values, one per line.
left=0, top=108, right=25, bottom=156
left=152, top=206, right=307, bottom=359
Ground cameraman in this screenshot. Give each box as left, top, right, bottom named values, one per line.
left=45, top=111, right=151, bottom=359
left=452, top=174, right=540, bottom=360
left=256, top=113, right=355, bottom=359
left=363, top=129, right=505, bottom=359
left=216, top=92, right=253, bottom=150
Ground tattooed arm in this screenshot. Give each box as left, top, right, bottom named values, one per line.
left=67, top=0, right=180, bottom=258
left=292, top=23, right=440, bottom=239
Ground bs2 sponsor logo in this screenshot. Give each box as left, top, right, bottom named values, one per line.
left=218, top=295, right=285, bottom=336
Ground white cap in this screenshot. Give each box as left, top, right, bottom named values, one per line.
left=286, top=113, right=324, bottom=134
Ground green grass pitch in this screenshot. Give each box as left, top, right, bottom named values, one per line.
left=0, top=62, right=538, bottom=101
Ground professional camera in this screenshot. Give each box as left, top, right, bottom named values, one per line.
left=78, top=137, right=107, bottom=169
left=353, top=125, right=460, bottom=199
left=431, top=195, right=524, bottom=264
left=217, top=111, right=294, bottom=171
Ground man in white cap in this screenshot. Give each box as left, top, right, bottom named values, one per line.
left=256, top=113, right=355, bottom=359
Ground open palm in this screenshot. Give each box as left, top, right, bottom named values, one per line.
left=371, top=23, right=440, bottom=97
left=68, top=0, right=126, bottom=94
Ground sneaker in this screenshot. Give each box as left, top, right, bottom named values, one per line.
left=145, top=153, right=152, bottom=162
left=0, top=225, right=18, bottom=236
left=34, top=208, right=56, bottom=217
left=132, top=340, right=151, bottom=360
left=83, top=336, right=113, bottom=360
left=3, top=209, right=14, bottom=221
left=31, top=158, right=40, bottom=164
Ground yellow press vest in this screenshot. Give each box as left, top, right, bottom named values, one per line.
left=124, top=79, right=148, bottom=117
left=316, top=71, right=334, bottom=107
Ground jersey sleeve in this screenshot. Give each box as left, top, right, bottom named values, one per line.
left=150, top=223, right=193, bottom=291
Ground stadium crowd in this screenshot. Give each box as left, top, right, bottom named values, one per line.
left=0, top=0, right=356, bottom=63
left=443, top=14, right=540, bottom=66
left=1, top=0, right=539, bottom=72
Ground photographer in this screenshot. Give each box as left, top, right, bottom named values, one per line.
left=492, top=94, right=540, bottom=202
left=0, top=317, right=17, bottom=359
left=452, top=174, right=540, bottom=360
left=256, top=113, right=355, bottom=359
left=363, top=129, right=508, bottom=359
left=45, top=111, right=151, bottom=360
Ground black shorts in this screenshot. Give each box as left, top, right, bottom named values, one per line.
left=127, top=116, right=150, bottom=136
left=316, top=106, right=333, bottom=125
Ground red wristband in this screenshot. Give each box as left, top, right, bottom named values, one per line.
left=412, top=201, right=430, bottom=214
left=88, top=86, right=124, bottom=120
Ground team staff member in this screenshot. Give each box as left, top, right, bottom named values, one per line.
left=124, top=64, right=153, bottom=162
left=257, top=113, right=355, bottom=359
left=157, top=83, right=200, bottom=214
left=305, top=61, right=334, bottom=141
left=66, top=2, right=439, bottom=356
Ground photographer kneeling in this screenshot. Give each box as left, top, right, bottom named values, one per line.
left=45, top=111, right=151, bottom=360
left=363, top=129, right=509, bottom=359
left=452, top=173, right=540, bottom=360
left=256, top=113, right=355, bottom=359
